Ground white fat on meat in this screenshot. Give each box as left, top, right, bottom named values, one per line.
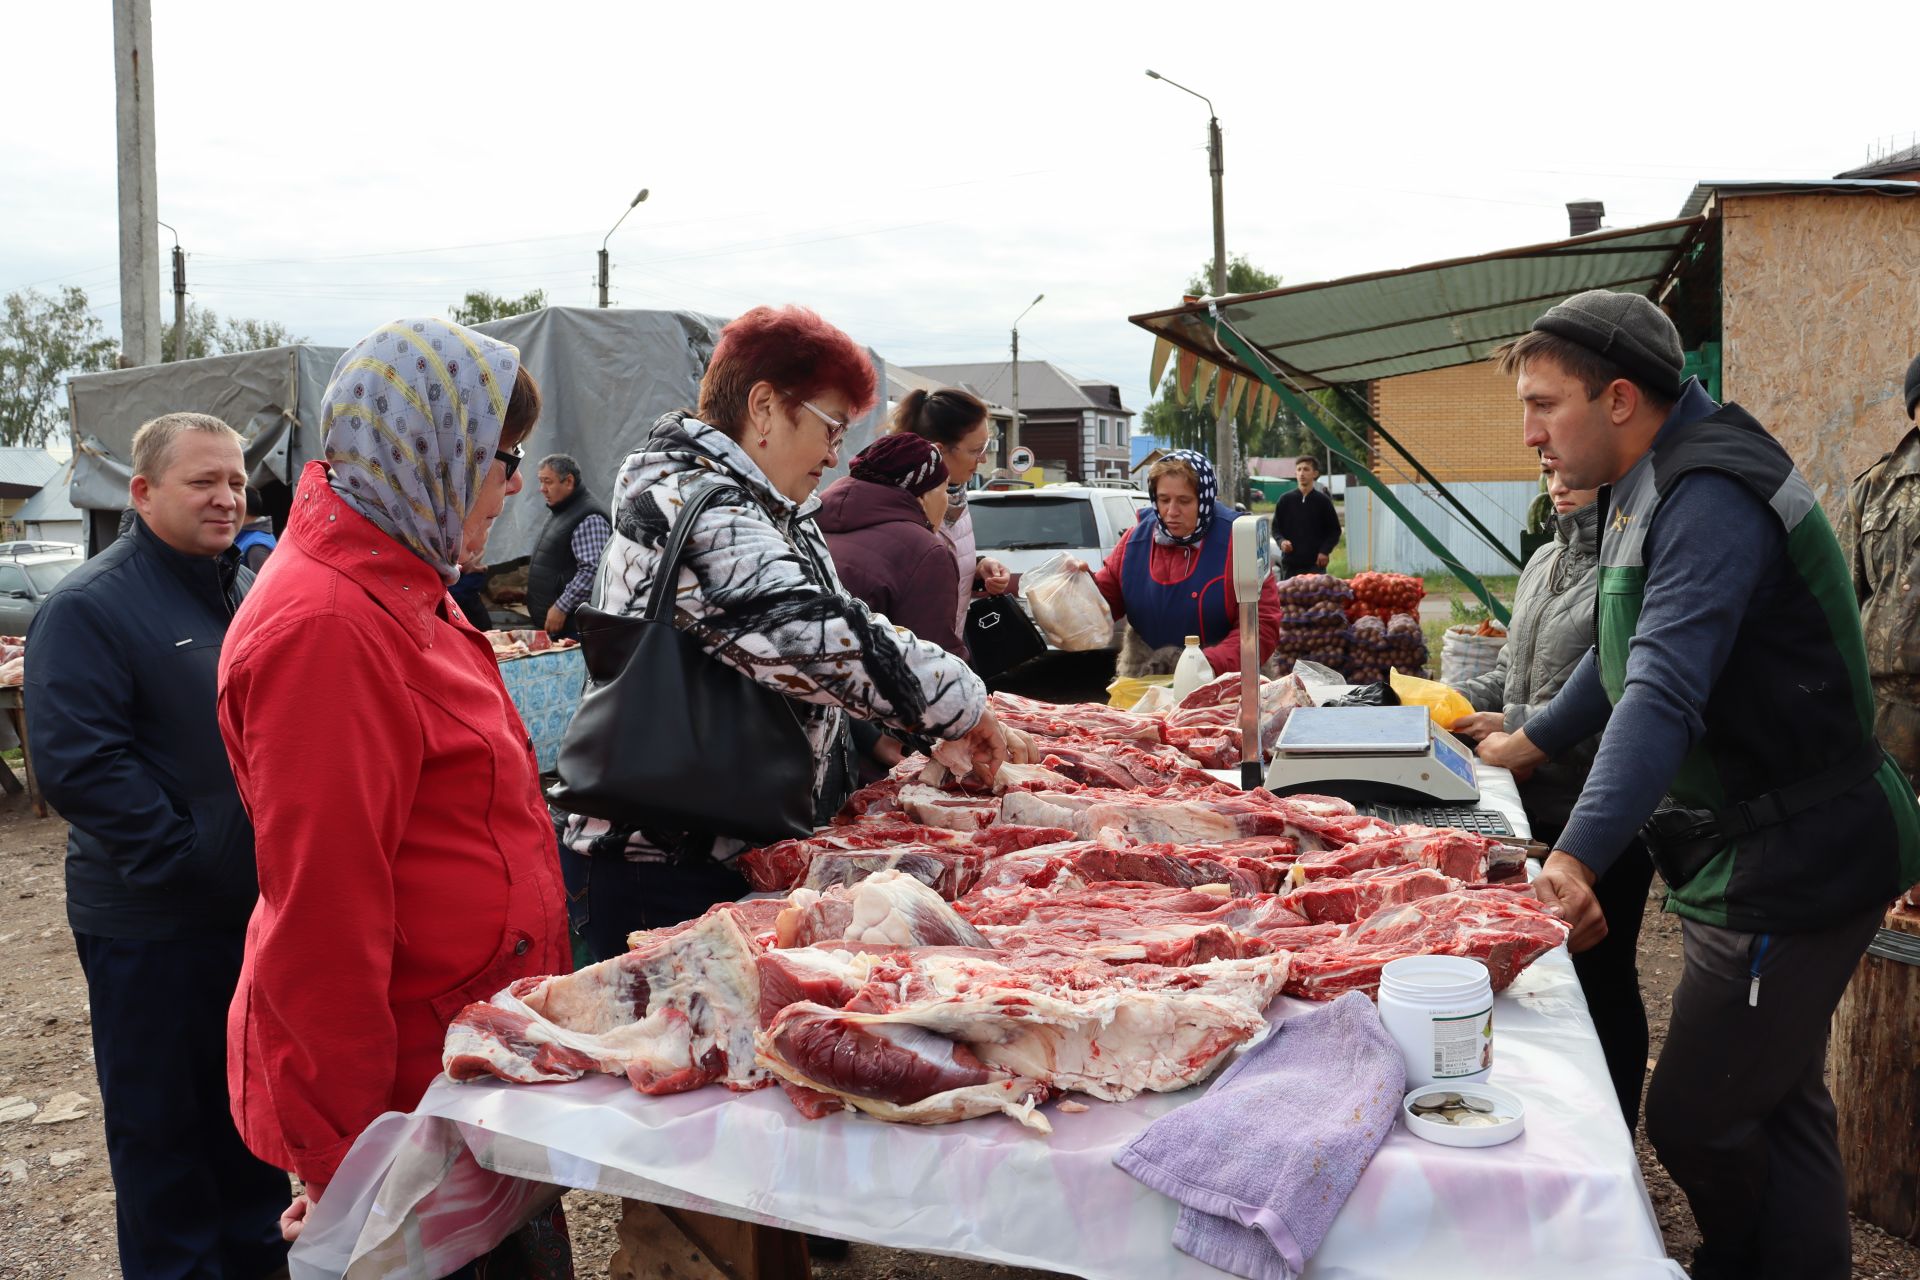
left=443, top=908, right=765, bottom=1094
left=775, top=871, right=990, bottom=950
left=897, top=783, right=1002, bottom=831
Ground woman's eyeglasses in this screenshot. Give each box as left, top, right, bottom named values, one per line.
left=796, top=400, right=852, bottom=450
left=494, top=444, right=525, bottom=480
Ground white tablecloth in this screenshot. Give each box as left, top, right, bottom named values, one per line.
left=292, top=764, right=1682, bottom=1280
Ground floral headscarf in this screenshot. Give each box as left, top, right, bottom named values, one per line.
left=1151, top=448, right=1219, bottom=547
left=320, top=318, right=521, bottom=582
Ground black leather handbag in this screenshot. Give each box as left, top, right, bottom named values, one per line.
left=965, top=593, right=1047, bottom=680
left=546, top=479, right=815, bottom=842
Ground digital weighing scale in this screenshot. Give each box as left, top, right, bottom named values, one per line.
left=1265, top=704, right=1483, bottom=806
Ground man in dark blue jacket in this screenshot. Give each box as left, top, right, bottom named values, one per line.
left=26, top=413, right=289, bottom=1279
left=1271, top=455, right=1341, bottom=577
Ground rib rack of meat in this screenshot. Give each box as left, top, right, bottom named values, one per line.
left=1283, top=889, right=1570, bottom=999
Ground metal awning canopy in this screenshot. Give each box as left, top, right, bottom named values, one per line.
left=1130, top=215, right=1707, bottom=390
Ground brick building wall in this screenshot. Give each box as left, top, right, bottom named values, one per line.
left=1368, top=361, right=1537, bottom=483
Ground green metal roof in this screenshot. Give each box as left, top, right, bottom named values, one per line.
left=1130, top=215, right=1707, bottom=390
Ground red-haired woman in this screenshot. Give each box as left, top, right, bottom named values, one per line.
left=564, top=306, right=1009, bottom=958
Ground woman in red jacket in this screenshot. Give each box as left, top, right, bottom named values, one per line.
left=1074, top=450, right=1280, bottom=678
left=217, top=318, right=571, bottom=1268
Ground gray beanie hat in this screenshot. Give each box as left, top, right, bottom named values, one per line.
left=1904, top=352, right=1920, bottom=420
left=1531, top=289, right=1684, bottom=400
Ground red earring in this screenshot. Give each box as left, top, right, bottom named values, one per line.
left=758, top=437, right=769, bottom=449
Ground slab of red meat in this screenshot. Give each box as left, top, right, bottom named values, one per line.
left=1281, top=863, right=1459, bottom=924
left=896, top=783, right=1002, bottom=831
left=752, top=945, right=1291, bottom=1126
left=1036, top=739, right=1218, bottom=790
left=741, top=818, right=1076, bottom=894
left=962, top=881, right=1314, bottom=966
left=1283, top=888, right=1570, bottom=1000
left=444, top=907, right=767, bottom=1093
left=1286, top=828, right=1499, bottom=885
left=1001, top=785, right=1343, bottom=847
left=800, top=845, right=984, bottom=900
left=967, top=842, right=1287, bottom=899
left=988, top=691, right=1167, bottom=744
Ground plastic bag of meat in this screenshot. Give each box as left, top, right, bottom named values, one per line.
left=1021, top=554, right=1114, bottom=651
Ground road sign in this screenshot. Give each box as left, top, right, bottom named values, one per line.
left=1009, top=446, right=1034, bottom=471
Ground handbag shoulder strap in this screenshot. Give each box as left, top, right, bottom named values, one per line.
left=644, top=472, right=744, bottom=624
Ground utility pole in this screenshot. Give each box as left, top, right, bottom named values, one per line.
left=112, top=0, right=163, bottom=366
left=599, top=187, right=649, bottom=308
left=1148, top=70, right=1235, bottom=500
left=158, top=220, right=184, bottom=361
left=1008, top=293, right=1044, bottom=468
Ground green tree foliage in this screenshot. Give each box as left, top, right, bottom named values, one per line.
left=1138, top=255, right=1371, bottom=483
left=449, top=289, right=547, bottom=326
left=0, top=287, right=118, bottom=447
left=161, top=304, right=304, bottom=363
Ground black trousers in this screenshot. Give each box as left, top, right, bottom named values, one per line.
left=74, top=931, right=291, bottom=1280
left=1645, top=902, right=1883, bottom=1280
left=584, top=856, right=749, bottom=963
left=1569, top=839, right=1655, bottom=1131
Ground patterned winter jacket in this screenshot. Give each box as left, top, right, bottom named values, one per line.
left=565, top=412, right=988, bottom=863
left=1839, top=425, right=1920, bottom=788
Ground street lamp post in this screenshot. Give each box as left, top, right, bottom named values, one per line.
left=1008, top=293, right=1044, bottom=470
left=1146, top=69, right=1235, bottom=499
left=597, top=188, right=649, bottom=309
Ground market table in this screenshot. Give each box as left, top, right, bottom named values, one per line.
left=289, top=764, right=1683, bottom=1280
left=495, top=646, right=586, bottom=773
left=0, top=685, right=45, bottom=817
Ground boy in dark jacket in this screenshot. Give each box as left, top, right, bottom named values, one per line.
left=1271, top=455, right=1340, bottom=577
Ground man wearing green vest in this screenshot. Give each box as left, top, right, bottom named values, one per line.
left=1477, top=290, right=1920, bottom=1280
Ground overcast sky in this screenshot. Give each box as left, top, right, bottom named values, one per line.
left=4, top=1, right=1914, bottom=419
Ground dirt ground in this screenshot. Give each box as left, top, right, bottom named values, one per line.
left=2, top=796, right=1916, bottom=1280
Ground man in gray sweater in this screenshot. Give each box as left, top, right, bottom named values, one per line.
left=1478, top=290, right=1919, bottom=1280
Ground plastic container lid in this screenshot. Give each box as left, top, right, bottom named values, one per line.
left=1184, top=635, right=1200, bottom=645
left=1379, top=954, right=1492, bottom=1003
left=1401, top=1082, right=1525, bottom=1148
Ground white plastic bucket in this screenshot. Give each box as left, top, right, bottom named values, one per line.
left=1377, top=955, right=1494, bottom=1088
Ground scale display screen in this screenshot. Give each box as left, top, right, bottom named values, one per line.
left=1430, top=728, right=1478, bottom=789
left=1276, top=706, right=1431, bottom=755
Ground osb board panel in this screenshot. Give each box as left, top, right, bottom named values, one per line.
left=1721, top=194, right=1920, bottom=513
left=1370, top=361, right=1539, bottom=483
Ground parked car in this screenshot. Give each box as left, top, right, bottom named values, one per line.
left=0, top=547, right=83, bottom=636
left=968, top=483, right=1150, bottom=650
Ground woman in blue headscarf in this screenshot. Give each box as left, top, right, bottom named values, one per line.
left=1073, top=449, right=1280, bottom=679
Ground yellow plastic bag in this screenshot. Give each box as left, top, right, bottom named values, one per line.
left=1389, top=668, right=1474, bottom=729
left=1107, top=674, right=1174, bottom=710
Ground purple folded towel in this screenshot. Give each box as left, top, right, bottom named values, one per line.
left=1114, top=991, right=1406, bottom=1280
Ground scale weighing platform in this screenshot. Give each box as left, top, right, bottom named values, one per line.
left=1264, top=704, right=1513, bottom=831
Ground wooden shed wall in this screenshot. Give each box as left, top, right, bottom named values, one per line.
left=1720, top=193, right=1920, bottom=512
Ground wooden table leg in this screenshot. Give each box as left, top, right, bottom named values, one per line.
left=610, top=1199, right=812, bottom=1280
left=7, top=707, right=43, bottom=819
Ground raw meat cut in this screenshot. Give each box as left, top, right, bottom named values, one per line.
left=1281, top=863, right=1458, bottom=924
left=897, top=783, right=1001, bottom=831
left=962, top=882, right=1317, bottom=966
left=988, top=691, right=1167, bottom=744
left=1284, top=889, right=1569, bottom=1000
left=1285, top=828, right=1507, bottom=886
left=774, top=871, right=990, bottom=950
left=759, top=1002, right=1051, bottom=1129
left=1034, top=739, right=1218, bottom=791
left=741, top=818, right=1075, bottom=894
left=444, top=907, right=766, bottom=1093
left=968, top=842, right=1288, bottom=899
left=800, top=845, right=982, bottom=899
left=753, top=946, right=1292, bottom=1125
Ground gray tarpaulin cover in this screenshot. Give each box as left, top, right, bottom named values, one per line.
left=63, top=308, right=890, bottom=563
